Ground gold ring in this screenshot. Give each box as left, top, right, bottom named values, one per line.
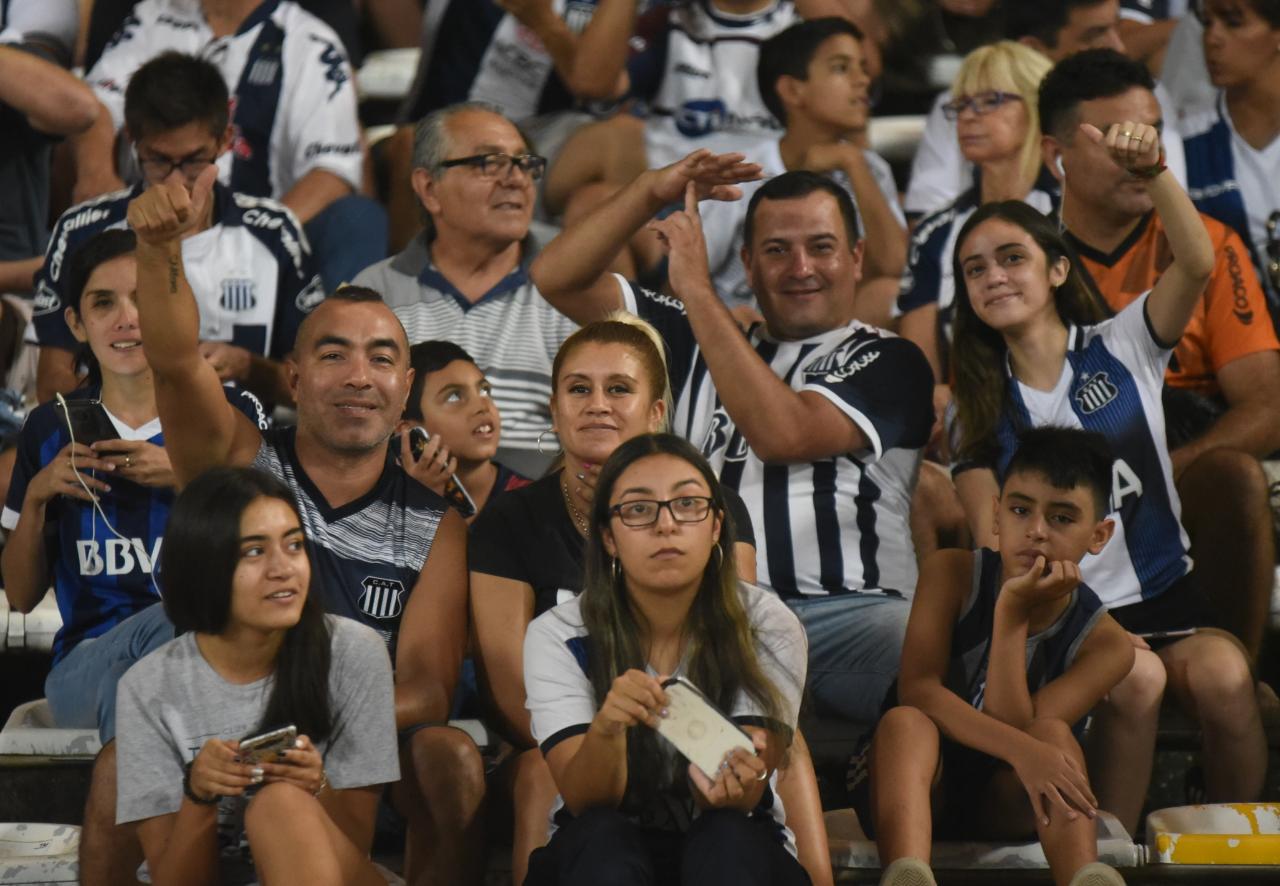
left=125, top=454, right=132, bottom=468
left=755, top=769, right=769, bottom=782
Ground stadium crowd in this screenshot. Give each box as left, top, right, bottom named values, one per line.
left=1, top=1, right=1277, bottom=884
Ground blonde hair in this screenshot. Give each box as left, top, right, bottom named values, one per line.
left=952, top=40, right=1053, bottom=187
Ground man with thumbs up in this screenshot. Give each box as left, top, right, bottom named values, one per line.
left=31, top=52, right=323, bottom=407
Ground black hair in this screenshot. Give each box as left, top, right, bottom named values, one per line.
left=743, top=171, right=862, bottom=252
left=757, top=17, right=865, bottom=125
left=581, top=433, right=787, bottom=808
left=404, top=340, right=478, bottom=422
left=1038, top=48, right=1156, bottom=138
left=161, top=467, right=334, bottom=743
left=293, top=284, right=410, bottom=354
left=1003, top=427, right=1115, bottom=519
left=64, top=229, right=139, bottom=388
left=1197, top=0, right=1280, bottom=28
left=124, top=52, right=229, bottom=142
left=1006, top=0, right=1113, bottom=48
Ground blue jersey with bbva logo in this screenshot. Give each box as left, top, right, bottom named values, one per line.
left=30, top=182, right=322, bottom=360
left=252, top=428, right=449, bottom=659
left=990, top=294, right=1191, bottom=609
left=631, top=0, right=797, bottom=168
left=1, top=384, right=267, bottom=664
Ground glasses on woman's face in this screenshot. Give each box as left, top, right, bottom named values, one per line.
left=609, top=496, right=714, bottom=528
left=437, top=152, right=548, bottom=181
left=942, top=91, right=1022, bottom=120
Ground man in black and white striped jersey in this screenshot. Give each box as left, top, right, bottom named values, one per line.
left=532, top=155, right=935, bottom=725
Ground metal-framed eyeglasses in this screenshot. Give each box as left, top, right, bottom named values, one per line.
left=437, top=152, right=548, bottom=181
left=609, top=496, right=715, bottom=528
left=941, top=91, right=1023, bottom=120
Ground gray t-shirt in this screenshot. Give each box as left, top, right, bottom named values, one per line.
left=115, top=615, right=400, bottom=879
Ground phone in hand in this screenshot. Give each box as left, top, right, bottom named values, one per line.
left=237, top=725, right=298, bottom=764
left=56, top=398, right=120, bottom=448
left=407, top=426, right=478, bottom=517
left=655, top=676, right=755, bottom=780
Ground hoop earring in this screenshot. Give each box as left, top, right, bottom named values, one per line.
left=712, top=542, right=724, bottom=570
left=537, top=429, right=562, bottom=456
left=611, top=556, right=623, bottom=585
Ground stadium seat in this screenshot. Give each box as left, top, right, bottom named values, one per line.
left=0, top=823, right=80, bottom=884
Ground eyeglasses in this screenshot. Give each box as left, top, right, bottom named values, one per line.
left=136, top=150, right=218, bottom=180
left=437, top=152, right=547, bottom=181
left=1266, top=211, right=1280, bottom=294
left=609, top=496, right=714, bottom=528
left=942, top=91, right=1022, bottom=120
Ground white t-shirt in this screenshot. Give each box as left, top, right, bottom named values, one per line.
left=699, top=135, right=905, bottom=306
left=525, top=581, right=807, bottom=849
left=88, top=0, right=362, bottom=198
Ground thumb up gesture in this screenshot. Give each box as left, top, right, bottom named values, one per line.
left=127, top=164, right=218, bottom=247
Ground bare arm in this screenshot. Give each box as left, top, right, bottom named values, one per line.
left=68, top=99, right=125, bottom=203
left=838, top=149, right=906, bottom=279
left=1029, top=614, right=1133, bottom=726
left=129, top=167, right=263, bottom=486
left=394, top=509, right=469, bottom=728
left=564, top=0, right=636, bottom=100
left=0, top=256, right=42, bottom=294
left=531, top=150, right=762, bottom=326
left=279, top=168, right=353, bottom=226
left=0, top=45, right=98, bottom=135
left=469, top=571, right=537, bottom=747
left=365, top=0, right=424, bottom=49
left=1082, top=122, right=1213, bottom=345
left=954, top=467, right=998, bottom=549
left=35, top=346, right=81, bottom=405
left=1171, top=351, right=1280, bottom=476
left=898, top=303, right=941, bottom=384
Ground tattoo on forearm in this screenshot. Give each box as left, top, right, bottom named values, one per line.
left=167, top=254, right=179, bottom=294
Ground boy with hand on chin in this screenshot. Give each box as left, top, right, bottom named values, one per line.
left=854, top=427, right=1135, bottom=886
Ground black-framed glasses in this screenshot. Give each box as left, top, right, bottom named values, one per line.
left=942, top=91, right=1023, bottom=120
left=135, top=150, right=218, bottom=180
left=1266, top=211, right=1280, bottom=293
left=437, top=152, right=547, bottom=181
left=609, top=496, right=714, bottom=528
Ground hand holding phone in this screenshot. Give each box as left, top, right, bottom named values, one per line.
left=237, top=725, right=298, bottom=764
left=407, top=426, right=478, bottom=517
left=654, top=677, right=755, bottom=780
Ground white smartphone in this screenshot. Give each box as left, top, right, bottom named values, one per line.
left=654, top=676, right=755, bottom=780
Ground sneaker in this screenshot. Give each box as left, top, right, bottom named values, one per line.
left=1068, top=862, right=1126, bottom=885
left=879, top=857, right=937, bottom=886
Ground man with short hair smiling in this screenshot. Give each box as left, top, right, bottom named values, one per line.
left=125, top=170, right=485, bottom=885
left=32, top=52, right=321, bottom=407
left=532, top=160, right=935, bottom=726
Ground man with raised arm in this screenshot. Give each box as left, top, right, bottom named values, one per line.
left=126, top=167, right=485, bottom=886
left=531, top=157, right=935, bottom=726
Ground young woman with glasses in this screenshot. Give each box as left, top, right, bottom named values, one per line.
left=522, top=432, right=809, bottom=886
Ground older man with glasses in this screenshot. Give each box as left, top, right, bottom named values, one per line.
left=353, top=102, right=575, bottom=477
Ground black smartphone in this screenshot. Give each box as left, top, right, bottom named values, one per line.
left=57, top=398, right=120, bottom=447
left=407, top=426, right=478, bottom=517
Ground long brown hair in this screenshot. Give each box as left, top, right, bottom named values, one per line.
left=950, top=201, right=1106, bottom=464
left=580, top=434, right=787, bottom=805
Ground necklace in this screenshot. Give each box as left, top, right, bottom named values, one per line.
left=561, top=474, right=589, bottom=535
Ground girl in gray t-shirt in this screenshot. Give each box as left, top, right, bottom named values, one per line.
left=115, top=467, right=399, bottom=884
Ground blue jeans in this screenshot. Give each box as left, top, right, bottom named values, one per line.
left=304, top=194, right=388, bottom=292
left=44, top=602, right=174, bottom=743
left=786, top=592, right=911, bottom=726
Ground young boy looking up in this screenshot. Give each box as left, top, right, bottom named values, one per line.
left=698, top=16, right=907, bottom=325
left=858, top=427, right=1135, bottom=886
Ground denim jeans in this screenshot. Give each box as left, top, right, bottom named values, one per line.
left=786, top=592, right=911, bottom=726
